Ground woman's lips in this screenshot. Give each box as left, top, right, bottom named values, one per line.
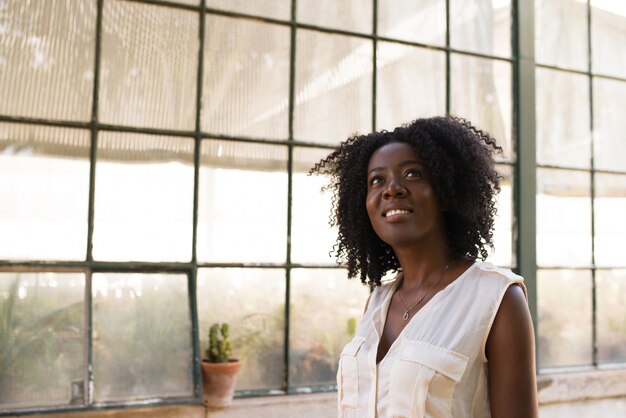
left=383, top=208, right=413, bottom=220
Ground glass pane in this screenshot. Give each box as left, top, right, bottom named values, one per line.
left=597, top=269, right=626, bottom=363
left=538, top=269, right=592, bottom=368
left=594, top=174, right=626, bottom=267
left=0, top=0, right=96, bottom=121
left=197, top=140, right=288, bottom=263
left=376, top=43, right=445, bottom=131
left=294, top=31, right=372, bottom=145
left=0, top=272, right=84, bottom=408
left=196, top=268, right=286, bottom=392
left=0, top=123, right=90, bottom=260
left=536, top=68, right=591, bottom=168
left=298, top=0, right=372, bottom=33
left=92, top=273, right=192, bottom=402
left=201, top=16, right=290, bottom=139
left=291, top=147, right=338, bottom=264
left=93, top=133, right=194, bottom=262
left=206, top=0, right=290, bottom=20
left=450, top=0, right=512, bottom=58
left=289, top=269, right=370, bottom=389
left=451, top=55, right=513, bottom=159
left=591, top=0, right=626, bottom=78
left=593, top=78, right=626, bottom=173
left=487, top=165, right=514, bottom=267
left=537, top=169, right=591, bottom=267
left=170, top=0, right=199, bottom=4
left=99, top=0, right=198, bottom=130
left=377, top=0, right=446, bottom=45
left=535, top=0, right=588, bottom=71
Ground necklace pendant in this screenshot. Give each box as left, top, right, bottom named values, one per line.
left=402, top=311, right=409, bottom=320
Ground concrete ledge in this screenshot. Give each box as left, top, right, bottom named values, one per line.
left=4, top=405, right=205, bottom=418
left=2, top=394, right=337, bottom=418
left=538, top=368, right=626, bottom=404
left=540, top=397, right=626, bottom=418
left=206, top=393, right=336, bottom=418
left=6, top=368, right=626, bottom=417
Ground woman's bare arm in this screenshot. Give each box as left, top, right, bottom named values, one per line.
left=487, top=284, right=539, bottom=418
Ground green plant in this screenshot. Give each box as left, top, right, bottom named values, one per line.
left=93, top=281, right=192, bottom=398
left=347, top=317, right=357, bottom=338
left=206, top=323, right=232, bottom=363
left=0, top=276, right=83, bottom=403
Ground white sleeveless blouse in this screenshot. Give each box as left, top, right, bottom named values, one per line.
left=337, top=261, right=525, bottom=418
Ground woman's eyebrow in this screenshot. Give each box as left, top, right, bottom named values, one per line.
left=400, top=159, right=424, bottom=167
left=367, top=160, right=423, bottom=174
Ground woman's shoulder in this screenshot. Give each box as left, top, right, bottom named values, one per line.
left=474, top=261, right=524, bottom=285
left=449, top=261, right=526, bottom=301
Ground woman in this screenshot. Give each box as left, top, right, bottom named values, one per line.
left=312, top=116, right=538, bottom=418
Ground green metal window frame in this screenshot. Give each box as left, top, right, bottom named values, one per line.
left=530, top=0, right=626, bottom=371
left=1, top=0, right=624, bottom=415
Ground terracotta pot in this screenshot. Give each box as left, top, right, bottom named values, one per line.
left=201, top=359, right=241, bottom=407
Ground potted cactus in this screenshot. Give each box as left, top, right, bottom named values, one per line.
left=201, top=323, right=241, bottom=407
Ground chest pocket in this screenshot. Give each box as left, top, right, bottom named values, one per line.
left=337, top=336, right=367, bottom=410
left=389, top=339, right=468, bottom=418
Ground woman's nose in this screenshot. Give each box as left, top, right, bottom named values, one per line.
left=383, top=178, right=406, bottom=198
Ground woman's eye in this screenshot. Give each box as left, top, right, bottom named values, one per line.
left=369, top=176, right=383, bottom=186
left=405, top=169, right=421, bottom=178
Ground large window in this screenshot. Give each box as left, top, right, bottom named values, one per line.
left=0, top=0, right=623, bottom=415
left=534, top=0, right=626, bottom=369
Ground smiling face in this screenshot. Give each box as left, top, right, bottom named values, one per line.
left=365, top=142, right=446, bottom=250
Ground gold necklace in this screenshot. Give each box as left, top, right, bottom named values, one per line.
left=397, top=264, right=450, bottom=321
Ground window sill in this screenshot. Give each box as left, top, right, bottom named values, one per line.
left=206, top=392, right=336, bottom=417
left=538, top=367, right=626, bottom=404
left=6, top=369, right=626, bottom=418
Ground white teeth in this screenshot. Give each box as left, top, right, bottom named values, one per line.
left=385, top=209, right=411, bottom=217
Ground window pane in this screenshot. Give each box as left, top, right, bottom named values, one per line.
left=450, top=0, right=511, bottom=58
left=597, top=269, right=626, bottom=363
left=291, top=147, right=338, bottom=265
left=289, top=269, right=370, bottom=389
left=591, top=1, right=626, bottom=78
left=451, top=55, right=513, bottom=159
left=593, top=78, right=626, bottom=173
left=0, top=123, right=90, bottom=260
left=298, top=0, right=372, bottom=33
left=197, top=140, right=288, bottom=263
left=535, top=0, right=588, bottom=71
left=0, top=0, right=96, bottom=121
left=376, top=43, right=445, bottom=131
left=536, top=68, right=591, bottom=168
left=594, top=174, right=626, bottom=267
left=92, top=273, right=192, bottom=402
left=202, top=16, right=290, bottom=139
left=377, top=0, right=446, bottom=45
left=196, top=268, right=286, bottom=392
left=206, top=0, right=290, bottom=20
left=93, top=133, right=194, bottom=262
left=0, top=272, right=84, bottom=408
left=537, top=169, right=591, bottom=267
left=538, top=269, right=592, bottom=368
left=488, top=165, right=514, bottom=267
left=99, top=0, right=198, bottom=130
left=294, top=31, right=372, bottom=145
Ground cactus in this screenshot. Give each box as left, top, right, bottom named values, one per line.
left=206, top=323, right=232, bottom=363
left=346, top=317, right=357, bottom=338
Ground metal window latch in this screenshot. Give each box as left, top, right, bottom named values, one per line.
left=70, top=380, right=85, bottom=405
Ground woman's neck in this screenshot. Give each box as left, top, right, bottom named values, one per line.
left=393, top=238, right=451, bottom=289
